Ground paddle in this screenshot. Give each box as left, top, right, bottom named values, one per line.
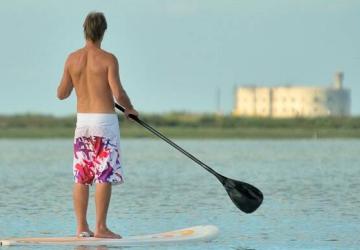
left=115, top=103, right=263, bottom=213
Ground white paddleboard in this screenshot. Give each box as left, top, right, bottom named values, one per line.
left=0, top=225, right=218, bottom=246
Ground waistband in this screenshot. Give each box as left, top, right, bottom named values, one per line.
left=76, top=113, right=118, bottom=127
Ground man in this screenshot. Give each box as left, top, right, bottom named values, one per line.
left=57, top=12, right=138, bottom=239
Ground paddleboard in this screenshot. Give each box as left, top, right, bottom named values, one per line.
left=0, top=225, right=218, bottom=246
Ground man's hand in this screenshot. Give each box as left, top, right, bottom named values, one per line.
left=124, top=108, right=139, bottom=120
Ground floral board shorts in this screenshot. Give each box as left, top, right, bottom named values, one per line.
left=73, top=113, right=124, bottom=185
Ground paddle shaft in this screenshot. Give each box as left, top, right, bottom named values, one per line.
left=116, top=103, right=264, bottom=213
left=115, top=103, right=225, bottom=182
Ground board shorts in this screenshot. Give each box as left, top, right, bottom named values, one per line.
left=73, top=113, right=124, bottom=185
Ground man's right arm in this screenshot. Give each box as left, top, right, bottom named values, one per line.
left=57, top=56, right=73, bottom=100
left=107, top=55, right=138, bottom=117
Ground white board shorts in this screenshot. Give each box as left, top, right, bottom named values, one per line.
left=73, top=113, right=124, bottom=185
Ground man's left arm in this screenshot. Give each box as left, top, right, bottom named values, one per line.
left=57, top=57, right=73, bottom=100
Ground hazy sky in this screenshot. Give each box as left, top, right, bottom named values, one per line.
left=0, top=0, right=359, bottom=115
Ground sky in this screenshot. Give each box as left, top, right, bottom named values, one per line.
left=0, top=0, right=359, bottom=116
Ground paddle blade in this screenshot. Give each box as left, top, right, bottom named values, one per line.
left=223, top=177, right=263, bottom=213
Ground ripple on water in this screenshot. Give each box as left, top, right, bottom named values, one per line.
left=0, top=139, right=360, bottom=249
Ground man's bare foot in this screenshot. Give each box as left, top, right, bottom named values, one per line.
left=77, top=231, right=94, bottom=237
left=95, top=227, right=121, bottom=239
left=76, top=225, right=94, bottom=237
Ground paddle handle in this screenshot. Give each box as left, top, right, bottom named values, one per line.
left=115, top=103, right=224, bottom=181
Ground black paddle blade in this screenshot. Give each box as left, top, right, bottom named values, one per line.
left=222, top=177, right=263, bottom=213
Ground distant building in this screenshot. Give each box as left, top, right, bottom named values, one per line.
left=233, top=72, right=351, bottom=118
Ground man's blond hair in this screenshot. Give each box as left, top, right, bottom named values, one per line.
left=83, top=12, right=107, bottom=42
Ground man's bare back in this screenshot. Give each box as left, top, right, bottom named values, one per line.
left=57, top=42, right=136, bottom=116
left=68, top=45, right=116, bottom=113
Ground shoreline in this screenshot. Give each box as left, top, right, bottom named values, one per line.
left=1, top=127, right=359, bottom=139
left=1, top=114, right=359, bottom=139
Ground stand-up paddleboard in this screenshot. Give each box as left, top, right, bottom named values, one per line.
left=0, top=225, right=218, bottom=246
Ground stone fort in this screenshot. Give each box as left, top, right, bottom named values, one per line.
left=233, top=72, right=351, bottom=118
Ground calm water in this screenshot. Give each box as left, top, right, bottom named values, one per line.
left=0, top=139, right=359, bottom=250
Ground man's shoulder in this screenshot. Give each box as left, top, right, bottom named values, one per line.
left=101, top=49, right=117, bottom=62
left=99, top=50, right=119, bottom=68
left=66, top=49, right=83, bottom=62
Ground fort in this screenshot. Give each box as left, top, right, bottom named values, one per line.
left=233, top=72, right=351, bottom=118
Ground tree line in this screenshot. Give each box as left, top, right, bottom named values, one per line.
left=1, top=113, right=359, bottom=129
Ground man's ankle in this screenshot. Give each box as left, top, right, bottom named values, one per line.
left=96, top=223, right=108, bottom=231
left=77, top=222, right=89, bottom=229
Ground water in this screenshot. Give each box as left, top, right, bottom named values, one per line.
left=0, top=139, right=359, bottom=250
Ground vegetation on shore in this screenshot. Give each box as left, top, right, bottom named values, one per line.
left=0, top=113, right=359, bottom=139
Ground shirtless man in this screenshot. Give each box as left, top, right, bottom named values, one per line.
left=57, top=12, right=138, bottom=239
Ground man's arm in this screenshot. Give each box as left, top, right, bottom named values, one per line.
left=57, top=57, right=73, bottom=100
left=108, top=55, right=138, bottom=116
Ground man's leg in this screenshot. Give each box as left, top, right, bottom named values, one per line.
left=73, top=183, right=93, bottom=236
left=94, top=183, right=121, bottom=238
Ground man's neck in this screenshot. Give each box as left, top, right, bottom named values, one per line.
left=85, top=40, right=101, bottom=49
